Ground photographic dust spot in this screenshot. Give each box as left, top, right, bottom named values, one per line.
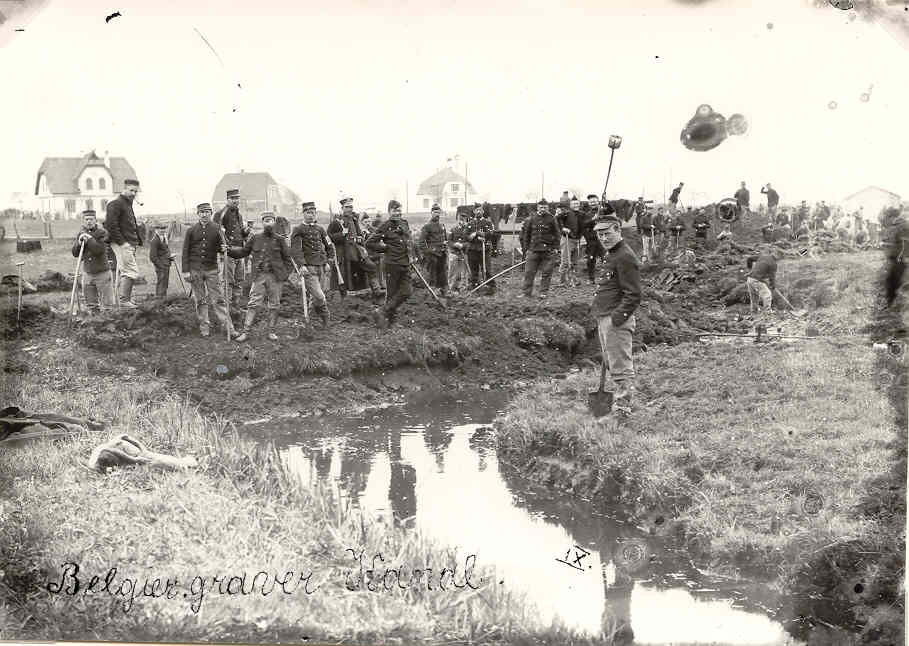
left=854, top=583, right=864, bottom=594
left=828, top=100, right=838, bottom=109
left=766, top=22, right=774, bottom=29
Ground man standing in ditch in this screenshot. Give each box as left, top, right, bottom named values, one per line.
left=290, top=201, right=333, bottom=329
left=213, top=188, right=248, bottom=317
left=367, top=200, right=413, bottom=328
left=327, top=195, right=383, bottom=302
left=591, top=213, right=642, bottom=418
left=181, top=203, right=238, bottom=339
left=228, top=211, right=293, bottom=342
left=105, top=178, right=143, bottom=308
left=520, top=198, right=560, bottom=299
left=72, top=209, right=113, bottom=313
left=447, top=209, right=472, bottom=294
left=465, top=202, right=496, bottom=295
left=557, top=196, right=582, bottom=287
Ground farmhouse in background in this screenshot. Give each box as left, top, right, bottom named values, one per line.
left=415, top=163, right=478, bottom=211
left=841, top=186, right=901, bottom=222
left=34, top=150, right=138, bottom=219
left=211, top=171, right=300, bottom=217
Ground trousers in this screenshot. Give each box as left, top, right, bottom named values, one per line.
left=523, top=250, right=556, bottom=296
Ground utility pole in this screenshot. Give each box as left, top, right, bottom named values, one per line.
left=405, top=180, right=409, bottom=215
left=541, top=171, right=544, bottom=200
left=464, top=163, right=468, bottom=206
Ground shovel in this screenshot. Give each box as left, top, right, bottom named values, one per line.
left=588, top=358, right=613, bottom=417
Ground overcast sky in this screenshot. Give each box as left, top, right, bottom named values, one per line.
left=1, top=0, right=908, bottom=213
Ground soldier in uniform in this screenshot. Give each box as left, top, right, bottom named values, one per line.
left=148, top=221, right=175, bottom=310
left=367, top=200, right=413, bottom=328
left=692, top=209, right=711, bottom=243
left=580, top=203, right=605, bottom=283
left=213, top=188, right=248, bottom=316
left=326, top=195, right=383, bottom=302
left=417, top=203, right=449, bottom=297
left=668, top=211, right=686, bottom=250
left=290, top=201, right=333, bottom=328
left=229, top=212, right=293, bottom=342
left=520, top=198, right=560, bottom=299
left=465, top=202, right=496, bottom=295
left=181, top=203, right=238, bottom=339
left=447, top=209, right=471, bottom=293
left=105, top=178, right=143, bottom=308
left=72, top=209, right=113, bottom=313
left=557, top=196, right=582, bottom=287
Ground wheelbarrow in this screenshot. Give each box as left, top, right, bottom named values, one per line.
left=588, top=359, right=613, bottom=417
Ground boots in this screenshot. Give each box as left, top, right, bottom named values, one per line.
left=372, top=307, right=388, bottom=330
left=119, top=276, right=138, bottom=308
left=234, top=309, right=256, bottom=342
left=318, top=307, right=330, bottom=329
left=267, top=310, right=279, bottom=341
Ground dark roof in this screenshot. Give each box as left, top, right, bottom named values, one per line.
left=416, top=167, right=475, bottom=196
left=34, top=151, right=138, bottom=195
left=211, top=172, right=300, bottom=204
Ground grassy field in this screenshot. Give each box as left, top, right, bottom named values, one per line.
left=495, top=252, right=906, bottom=644
left=0, top=340, right=641, bottom=645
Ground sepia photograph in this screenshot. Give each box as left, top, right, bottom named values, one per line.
left=0, top=0, right=906, bottom=645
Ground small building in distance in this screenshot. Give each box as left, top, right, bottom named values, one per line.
left=211, top=171, right=300, bottom=218
left=34, top=150, right=138, bottom=219
left=841, top=186, right=901, bottom=222
left=415, top=164, right=478, bottom=212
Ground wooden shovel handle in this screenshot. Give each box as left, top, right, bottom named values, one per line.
left=598, top=357, right=608, bottom=392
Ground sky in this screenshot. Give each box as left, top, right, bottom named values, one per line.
left=1, top=0, right=908, bottom=213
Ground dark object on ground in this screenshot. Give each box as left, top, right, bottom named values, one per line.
left=0, top=275, right=38, bottom=295
left=0, top=406, right=105, bottom=442
left=17, top=239, right=42, bottom=252
left=588, top=360, right=613, bottom=417
left=33, top=270, right=69, bottom=292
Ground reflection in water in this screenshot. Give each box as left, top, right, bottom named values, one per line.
left=257, top=392, right=801, bottom=644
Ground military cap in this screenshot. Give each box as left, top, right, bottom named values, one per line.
left=537, top=198, right=549, bottom=206
left=473, top=202, right=483, bottom=210
left=339, top=195, right=353, bottom=206
left=388, top=199, right=402, bottom=212
left=587, top=194, right=599, bottom=200
left=226, top=189, right=240, bottom=198
left=261, top=211, right=276, bottom=221
left=196, top=202, right=212, bottom=213
left=301, top=201, right=316, bottom=211
left=124, top=179, right=140, bottom=187
left=594, top=213, right=622, bottom=229
left=431, top=203, right=442, bottom=213
left=81, top=209, right=96, bottom=217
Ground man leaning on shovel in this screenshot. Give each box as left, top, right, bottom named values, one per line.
left=590, top=213, right=642, bottom=419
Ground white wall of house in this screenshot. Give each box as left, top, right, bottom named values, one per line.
left=36, top=169, right=118, bottom=219
left=415, top=180, right=477, bottom=211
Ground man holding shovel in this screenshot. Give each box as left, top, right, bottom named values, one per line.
left=290, top=201, right=333, bottom=329
left=367, top=200, right=413, bottom=328
left=71, top=209, right=112, bottom=314
left=590, top=213, right=642, bottom=419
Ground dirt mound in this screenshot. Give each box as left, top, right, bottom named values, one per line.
left=512, top=317, right=585, bottom=352
left=33, top=270, right=71, bottom=292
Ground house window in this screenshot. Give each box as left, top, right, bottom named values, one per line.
left=449, top=198, right=459, bottom=208
left=65, top=199, right=76, bottom=213
left=85, top=178, right=93, bottom=190
left=99, top=177, right=106, bottom=190
left=101, top=199, right=108, bottom=211
left=423, top=199, right=430, bottom=209
left=450, top=183, right=460, bottom=193
left=85, top=199, right=93, bottom=211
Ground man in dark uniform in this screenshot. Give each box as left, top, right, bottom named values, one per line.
left=520, top=198, right=560, bottom=299
left=72, top=209, right=113, bottom=313
left=557, top=196, right=582, bottom=287
left=652, top=207, right=668, bottom=250
left=734, top=182, right=750, bottom=216
left=229, top=212, right=293, bottom=342
left=882, top=207, right=908, bottom=307
left=761, top=221, right=775, bottom=244
left=745, top=249, right=778, bottom=317
left=213, top=188, right=248, bottom=315
left=148, top=221, right=175, bottom=310
left=326, top=195, right=382, bottom=302
left=591, top=214, right=642, bottom=417
left=579, top=201, right=604, bottom=283
left=465, top=202, right=495, bottom=295
left=181, top=203, right=238, bottom=339
left=417, top=203, right=448, bottom=297
left=367, top=200, right=413, bottom=328
left=668, top=211, right=686, bottom=251
left=105, top=178, right=143, bottom=308
left=447, top=209, right=471, bottom=293
left=290, top=201, right=334, bottom=328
